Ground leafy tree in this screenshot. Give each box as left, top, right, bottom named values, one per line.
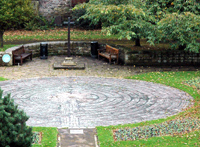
left=74, top=0, right=200, bottom=51
left=145, top=0, right=200, bottom=16
left=0, top=0, right=33, bottom=47
left=157, top=12, right=200, bottom=52
left=73, top=0, right=153, bottom=46
left=145, top=0, right=200, bottom=52
left=0, top=88, right=33, bottom=147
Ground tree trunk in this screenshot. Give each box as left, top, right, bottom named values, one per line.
left=135, top=38, right=141, bottom=46
left=0, top=31, right=4, bottom=48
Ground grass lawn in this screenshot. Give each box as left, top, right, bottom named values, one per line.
left=2, top=28, right=194, bottom=53
left=0, top=77, right=8, bottom=81
left=3, top=29, right=119, bottom=42
left=2, top=28, right=173, bottom=52
left=32, top=127, right=58, bottom=147
left=0, top=44, right=17, bottom=52
left=97, top=71, right=200, bottom=147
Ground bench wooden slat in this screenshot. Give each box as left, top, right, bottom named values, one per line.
left=14, top=53, right=32, bottom=60
left=98, top=45, right=119, bottom=64
left=98, top=52, right=117, bottom=59
left=12, top=46, right=32, bottom=65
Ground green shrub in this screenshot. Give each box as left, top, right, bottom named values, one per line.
left=0, top=88, right=33, bottom=147
left=25, top=15, right=55, bottom=31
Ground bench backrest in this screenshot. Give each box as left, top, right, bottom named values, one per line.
left=106, top=45, right=119, bottom=54
left=12, top=46, right=25, bottom=55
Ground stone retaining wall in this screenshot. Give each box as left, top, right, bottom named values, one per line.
left=111, top=44, right=200, bottom=66
left=4, top=41, right=198, bottom=66
left=23, top=41, right=95, bottom=57
left=2, top=41, right=161, bottom=66
left=1, top=41, right=105, bottom=66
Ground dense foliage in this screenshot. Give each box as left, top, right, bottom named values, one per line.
left=0, top=88, right=32, bottom=147
left=25, top=15, right=55, bottom=31
left=156, top=12, right=200, bottom=52
left=146, top=0, right=200, bottom=52
left=73, top=0, right=200, bottom=52
left=73, top=0, right=149, bottom=46
left=0, top=0, right=33, bottom=47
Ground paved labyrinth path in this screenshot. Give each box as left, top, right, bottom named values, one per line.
left=0, top=77, right=193, bottom=128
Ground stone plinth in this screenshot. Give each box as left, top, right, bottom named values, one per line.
left=54, top=62, right=85, bottom=70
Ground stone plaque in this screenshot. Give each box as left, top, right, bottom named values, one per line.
left=70, top=129, right=84, bottom=134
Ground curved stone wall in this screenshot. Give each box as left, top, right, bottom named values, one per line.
left=3, top=41, right=101, bottom=66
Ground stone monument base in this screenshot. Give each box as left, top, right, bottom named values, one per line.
left=53, top=57, right=85, bottom=69
left=53, top=62, right=85, bottom=70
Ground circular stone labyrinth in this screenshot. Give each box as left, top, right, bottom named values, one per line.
left=0, top=77, right=193, bottom=128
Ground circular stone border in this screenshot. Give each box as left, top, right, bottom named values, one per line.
left=0, top=76, right=193, bottom=128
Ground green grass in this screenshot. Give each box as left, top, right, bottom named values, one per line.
left=0, top=77, right=8, bottom=81
left=0, top=44, right=17, bottom=52
left=97, top=71, right=200, bottom=147
left=4, top=29, right=119, bottom=42
left=2, top=29, right=175, bottom=52
left=32, top=127, right=58, bottom=147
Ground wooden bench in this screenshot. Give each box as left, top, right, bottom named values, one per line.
left=98, top=45, right=119, bottom=64
left=12, top=46, right=32, bottom=65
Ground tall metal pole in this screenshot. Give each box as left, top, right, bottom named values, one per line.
left=68, top=17, right=71, bottom=57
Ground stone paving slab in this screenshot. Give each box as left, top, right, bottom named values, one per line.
left=58, top=128, right=97, bottom=147
left=0, top=76, right=193, bottom=128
